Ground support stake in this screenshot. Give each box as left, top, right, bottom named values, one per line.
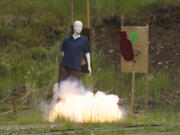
left=86, top=0, right=90, bottom=28
left=12, top=96, right=16, bottom=113
left=130, top=60, right=135, bottom=115
left=70, top=0, right=74, bottom=25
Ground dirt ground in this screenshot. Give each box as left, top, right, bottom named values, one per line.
left=0, top=123, right=180, bottom=135
left=93, top=5, right=180, bottom=105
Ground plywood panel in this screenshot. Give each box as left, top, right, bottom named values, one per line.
left=121, top=26, right=149, bottom=73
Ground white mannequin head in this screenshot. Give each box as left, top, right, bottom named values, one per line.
left=73, top=20, right=83, bottom=35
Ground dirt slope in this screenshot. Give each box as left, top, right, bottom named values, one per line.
left=93, top=5, right=180, bottom=104
left=93, top=5, right=180, bottom=75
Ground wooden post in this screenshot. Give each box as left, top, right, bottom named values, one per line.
left=89, top=75, right=93, bottom=91
left=12, top=96, right=16, bottom=113
left=121, top=14, right=125, bottom=26
left=145, top=72, right=149, bottom=107
left=120, top=15, right=125, bottom=97
left=130, top=60, right=135, bottom=115
left=145, top=24, right=149, bottom=107
left=70, top=0, right=74, bottom=25
left=91, top=0, right=96, bottom=41
left=86, top=0, right=90, bottom=28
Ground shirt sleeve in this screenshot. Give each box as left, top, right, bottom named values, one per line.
left=83, top=37, right=91, bottom=53
left=61, top=39, right=65, bottom=51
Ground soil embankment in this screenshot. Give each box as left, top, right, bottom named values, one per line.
left=93, top=5, right=180, bottom=104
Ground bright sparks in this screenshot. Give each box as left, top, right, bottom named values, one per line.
left=47, top=78, right=123, bottom=123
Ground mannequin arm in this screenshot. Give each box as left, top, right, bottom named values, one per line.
left=85, top=52, right=91, bottom=75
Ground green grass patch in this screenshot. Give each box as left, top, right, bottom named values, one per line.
left=0, top=105, right=179, bottom=126
left=121, top=71, right=171, bottom=103
left=0, top=106, right=179, bottom=135
left=0, top=43, right=172, bottom=105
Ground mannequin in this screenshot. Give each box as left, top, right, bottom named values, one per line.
left=59, top=20, right=92, bottom=82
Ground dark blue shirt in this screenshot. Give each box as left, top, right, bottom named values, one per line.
left=60, top=35, right=91, bottom=71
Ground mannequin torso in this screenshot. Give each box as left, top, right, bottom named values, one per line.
left=59, top=20, right=91, bottom=82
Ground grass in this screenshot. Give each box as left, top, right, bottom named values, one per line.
left=0, top=0, right=179, bottom=24
left=1, top=107, right=180, bottom=125
left=0, top=39, right=173, bottom=106
left=1, top=41, right=64, bottom=97
left=0, top=106, right=179, bottom=134
left=0, top=45, right=176, bottom=133
left=1, top=127, right=179, bottom=135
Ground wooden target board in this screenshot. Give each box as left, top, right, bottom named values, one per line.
left=121, top=26, right=149, bottom=73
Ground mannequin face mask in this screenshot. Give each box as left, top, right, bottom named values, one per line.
left=73, top=21, right=83, bottom=34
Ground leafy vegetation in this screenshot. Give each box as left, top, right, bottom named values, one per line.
left=0, top=1, right=179, bottom=133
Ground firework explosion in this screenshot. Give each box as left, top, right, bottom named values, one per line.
left=44, top=77, right=124, bottom=123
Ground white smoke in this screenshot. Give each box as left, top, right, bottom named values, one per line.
left=42, top=77, right=125, bottom=123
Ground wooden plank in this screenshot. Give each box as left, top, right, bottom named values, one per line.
left=70, top=0, right=74, bottom=25
left=86, top=0, right=90, bottom=28
left=145, top=24, right=149, bottom=107
left=12, top=96, right=16, bottom=113
left=120, top=15, right=125, bottom=97
left=121, top=26, right=149, bottom=73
